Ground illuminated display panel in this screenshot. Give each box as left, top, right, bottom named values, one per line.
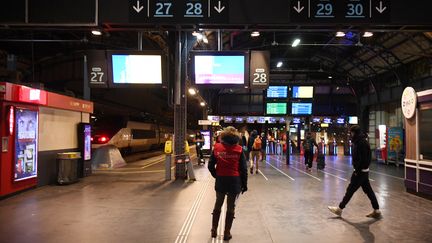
left=111, top=54, right=163, bottom=84
left=292, top=86, right=314, bottom=98
left=267, top=86, right=288, bottom=98
left=266, top=103, right=287, bottom=115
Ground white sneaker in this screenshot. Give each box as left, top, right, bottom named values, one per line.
left=328, top=206, right=342, bottom=217
left=366, top=209, right=382, bottom=219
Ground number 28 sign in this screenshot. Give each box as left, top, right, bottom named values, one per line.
left=249, top=51, right=270, bottom=89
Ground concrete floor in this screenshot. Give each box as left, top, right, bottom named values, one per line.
left=1, top=153, right=432, bottom=243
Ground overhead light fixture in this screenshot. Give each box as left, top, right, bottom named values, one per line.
left=192, top=31, right=203, bottom=40
left=200, top=102, right=206, bottom=107
left=328, top=75, right=332, bottom=79
left=203, top=36, right=209, bottom=44
left=363, top=31, right=374, bottom=37
left=276, top=61, right=283, bottom=68
left=335, top=31, right=345, bottom=37
left=251, top=31, right=260, bottom=37
left=188, top=88, right=197, bottom=95
left=91, top=30, right=102, bottom=36
left=292, top=38, right=301, bottom=47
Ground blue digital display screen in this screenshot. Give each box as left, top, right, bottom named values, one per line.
left=267, top=86, right=288, bottom=98
left=112, top=54, right=163, bottom=84
left=291, top=103, right=312, bottom=115
left=293, top=117, right=301, bottom=124
left=323, top=117, right=332, bottom=124
left=336, top=118, right=345, bottom=124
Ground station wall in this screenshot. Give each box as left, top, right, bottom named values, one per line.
left=38, top=107, right=90, bottom=186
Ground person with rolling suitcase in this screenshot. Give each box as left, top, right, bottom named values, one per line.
left=316, top=138, right=326, bottom=170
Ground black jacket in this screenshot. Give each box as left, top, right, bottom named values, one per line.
left=208, top=134, right=248, bottom=194
left=352, top=134, right=372, bottom=172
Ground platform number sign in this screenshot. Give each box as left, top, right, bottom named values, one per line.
left=185, top=0, right=203, bottom=17
left=86, top=50, right=109, bottom=88
left=346, top=0, right=365, bottom=18
left=250, top=51, right=270, bottom=89
left=153, top=0, right=173, bottom=17
left=313, top=0, right=335, bottom=18
left=90, top=67, right=105, bottom=84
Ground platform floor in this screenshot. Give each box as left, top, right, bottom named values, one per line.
left=1, top=153, right=432, bottom=243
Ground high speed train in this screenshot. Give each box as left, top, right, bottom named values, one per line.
left=91, top=116, right=196, bottom=154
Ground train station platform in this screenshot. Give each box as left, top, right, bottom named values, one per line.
left=1, top=153, right=432, bottom=243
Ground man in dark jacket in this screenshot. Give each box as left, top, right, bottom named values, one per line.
left=303, top=132, right=318, bottom=171
left=208, top=126, right=248, bottom=241
left=328, top=125, right=381, bottom=219
left=247, top=130, right=258, bottom=174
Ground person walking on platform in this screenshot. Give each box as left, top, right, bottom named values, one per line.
left=303, top=132, right=318, bottom=171
left=250, top=134, right=262, bottom=174
left=328, top=125, right=381, bottom=219
left=260, top=132, right=267, bottom=162
left=247, top=130, right=258, bottom=174
left=208, top=126, right=248, bottom=240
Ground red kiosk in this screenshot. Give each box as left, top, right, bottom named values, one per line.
left=0, top=82, right=93, bottom=197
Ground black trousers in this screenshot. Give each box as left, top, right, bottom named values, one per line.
left=304, top=150, right=314, bottom=168
left=213, top=192, right=239, bottom=214
left=339, top=171, right=380, bottom=210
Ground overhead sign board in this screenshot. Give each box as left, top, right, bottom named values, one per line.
left=198, top=120, right=212, bottom=125
left=290, top=0, right=390, bottom=23
left=129, top=0, right=229, bottom=24
left=87, top=50, right=109, bottom=88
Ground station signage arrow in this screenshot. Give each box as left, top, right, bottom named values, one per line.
left=376, top=1, right=387, bottom=13
left=293, top=1, right=305, bottom=13
left=133, top=0, right=144, bottom=13
left=214, top=1, right=226, bottom=13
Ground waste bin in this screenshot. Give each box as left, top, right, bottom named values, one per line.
left=57, top=152, right=81, bottom=185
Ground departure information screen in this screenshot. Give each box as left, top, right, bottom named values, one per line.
left=266, top=103, right=287, bottom=115
left=291, top=102, right=312, bottom=115
left=194, top=55, right=245, bottom=84
left=267, top=86, right=288, bottom=98
left=292, top=86, right=314, bottom=98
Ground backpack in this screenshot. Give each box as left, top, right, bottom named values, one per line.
left=303, top=139, right=312, bottom=151
left=253, top=137, right=262, bottom=150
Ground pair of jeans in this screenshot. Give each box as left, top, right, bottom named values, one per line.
left=213, top=191, right=239, bottom=214
left=339, top=171, right=379, bottom=210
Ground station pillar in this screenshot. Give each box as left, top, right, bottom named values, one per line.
left=174, top=31, right=187, bottom=179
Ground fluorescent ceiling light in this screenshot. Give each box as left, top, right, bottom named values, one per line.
left=200, top=102, right=206, bottom=107
left=276, top=61, right=283, bottom=68
left=91, top=30, right=102, bottom=36
left=336, top=31, right=345, bottom=37
left=251, top=31, right=260, bottom=37
left=188, top=88, right=197, bottom=95
left=363, top=31, right=374, bottom=37
left=292, top=38, right=301, bottom=47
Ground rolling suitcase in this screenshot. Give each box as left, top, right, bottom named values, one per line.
left=317, top=154, right=325, bottom=170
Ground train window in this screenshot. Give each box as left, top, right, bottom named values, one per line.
left=131, top=129, right=156, bottom=139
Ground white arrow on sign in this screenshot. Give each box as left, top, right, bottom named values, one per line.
left=293, top=1, right=304, bottom=13
left=133, top=0, right=144, bottom=13
left=214, top=1, right=225, bottom=13
left=376, top=1, right=387, bottom=14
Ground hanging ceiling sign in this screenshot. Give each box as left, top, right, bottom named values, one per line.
left=290, top=0, right=390, bottom=23
left=129, top=0, right=229, bottom=24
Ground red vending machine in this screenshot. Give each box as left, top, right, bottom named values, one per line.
left=1, top=83, right=45, bottom=197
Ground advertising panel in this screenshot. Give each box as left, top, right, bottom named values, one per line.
left=83, top=124, right=92, bottom=160
left=200, top=130, right=212, bottom=150
left=387, top=127, right=404, bottom=161
left=14, top=108, right=38, bottom=182
left=111, top=54, right=163, bottom=84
